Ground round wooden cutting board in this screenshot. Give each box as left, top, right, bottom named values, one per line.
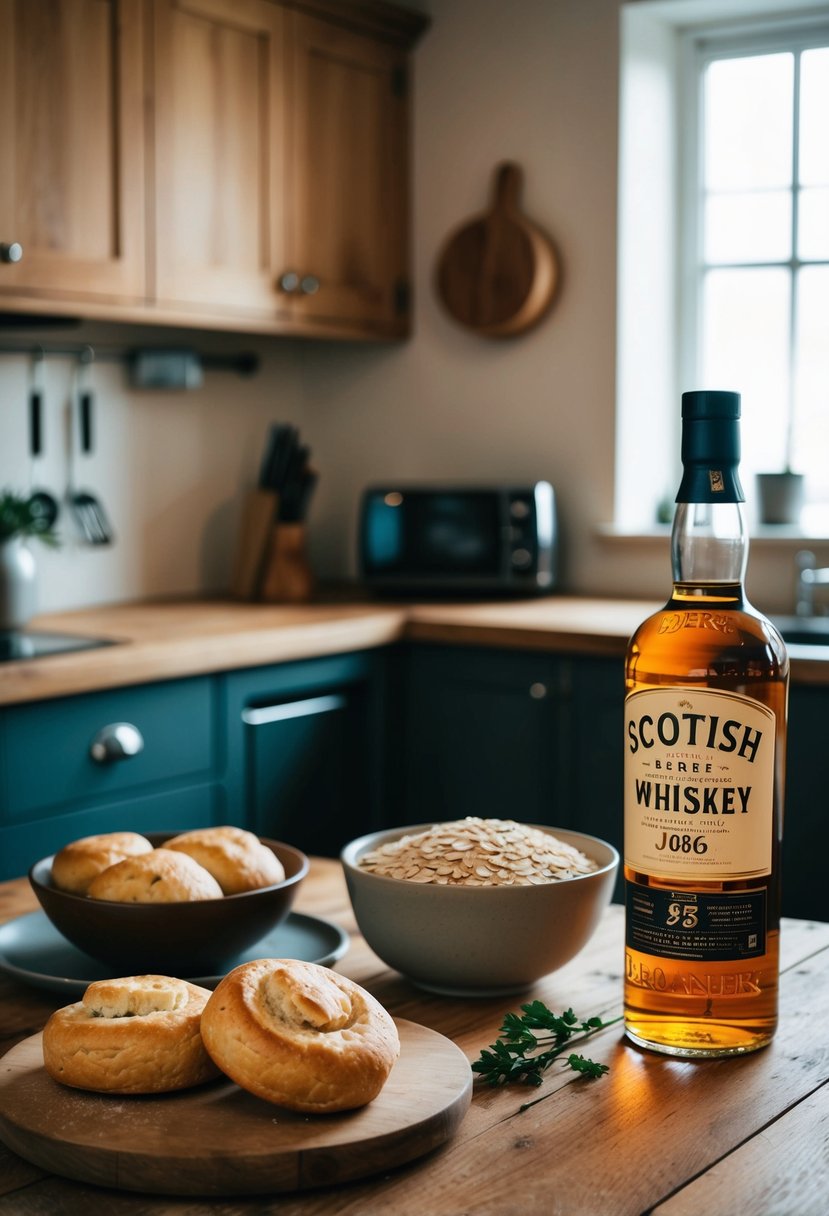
left=435, top=161, right=560, bottom=338
left=0, top=1020, right=472, bottom=1196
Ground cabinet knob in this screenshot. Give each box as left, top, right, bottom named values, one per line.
left=0, top=242, right=23, bottom=264
left=278, top=271, right=300, bottom=294
left=90, top=722, right=145, bottom=764
left=529, top=682, right=548, bottom=699
left=299, top=274, right=319, bottom=295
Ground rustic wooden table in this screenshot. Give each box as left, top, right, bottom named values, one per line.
left=1, top=859, right=828, bottom=1216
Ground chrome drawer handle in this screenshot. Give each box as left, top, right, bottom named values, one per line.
left=242, top=694, right=346, bottom=726
left=90, top=722, right=145, bottom=764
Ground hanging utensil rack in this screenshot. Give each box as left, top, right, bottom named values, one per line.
left=0, top=341, right=259, bottom=378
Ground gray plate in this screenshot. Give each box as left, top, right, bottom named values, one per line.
left=0, top=910, right=349, bottom=995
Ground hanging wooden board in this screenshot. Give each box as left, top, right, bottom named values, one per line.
left=0, top=1020, right=472, bottom=1196
left=435, top=162, right=560, bottom=338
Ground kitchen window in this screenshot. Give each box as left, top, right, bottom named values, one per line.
left=615, top=0, right=829, bottom=536
left=683, top=23, right=829, bottom=530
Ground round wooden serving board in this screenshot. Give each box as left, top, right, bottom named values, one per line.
left=435, top=161, right=559, bottom=338
left=0, top=1020, right=472, bottom=1196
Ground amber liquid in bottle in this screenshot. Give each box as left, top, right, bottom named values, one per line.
left=624, top=497, right=788, bottom=1057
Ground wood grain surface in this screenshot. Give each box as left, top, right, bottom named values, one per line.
left=3, top=595, right=827, bottom=707
left=2, top=861, right=829, bottom=1214
left=0, top=1021, right=471, bottom=1196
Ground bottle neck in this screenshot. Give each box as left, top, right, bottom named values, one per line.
left=670, top=501, right=748, bottom=597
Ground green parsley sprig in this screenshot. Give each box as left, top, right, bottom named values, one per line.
left=472, top=1002, right=622, bottom=1111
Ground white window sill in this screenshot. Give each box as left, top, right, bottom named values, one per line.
left=596, top=522, right=829, bottom=546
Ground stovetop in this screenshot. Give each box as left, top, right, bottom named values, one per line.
left=0, top=631, right=116, bottom=663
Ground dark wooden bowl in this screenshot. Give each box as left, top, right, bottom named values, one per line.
left=28, top=833, right=309, bottom=975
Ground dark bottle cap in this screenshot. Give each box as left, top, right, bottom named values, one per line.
left=676, top=389, right=744, bottom=503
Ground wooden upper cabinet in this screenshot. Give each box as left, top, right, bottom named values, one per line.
left=0, top=0, right=427, bottom=336
left=0, top=0, right=146, bottom=304
left=151, top=0, right=288, bottom=319
left=282, top=12, right=410, bottom=336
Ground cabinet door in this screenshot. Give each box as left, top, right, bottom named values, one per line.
left=781, top=684, right=825, bottom=921
left=244, top=689, right=370, bottom=856
left=402, top=647, right=568, bottom=827
left=0, top=0, right=146, bottom=302
left=566, top=655, right=625, bottom=901
left=283, top=12, right=410, bottom=335
left=225, top=653, right=386, bottom=857
left=152, top=0, right=287, bottom=317
left=0, top=782, right=220, bottom=882
left=0, top=677, right=215, bottom=821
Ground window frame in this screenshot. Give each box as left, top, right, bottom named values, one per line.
left=614, top=0, right=829, bottom=538
left=679, top=16, right=829, bottom=493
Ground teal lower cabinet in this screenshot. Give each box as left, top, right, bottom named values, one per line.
left=399, top=644, right=822, bottom=920
left=223, top=650, right=388, bottom=858
left=0, top=783, right=220, bottom=882
left=781, top=683, right=827, bottom=922
left=0, top=640, right=822, bottom=920
left=0, top=675, right=221, bottom=881
left=400, top=645, right=569, bottom=827
left=400, top=645, right=625, bottom=901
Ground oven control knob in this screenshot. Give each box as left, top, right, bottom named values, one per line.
left=510, top=500, right=530, bottom=519
left=511, top=548, right=532, bottom=568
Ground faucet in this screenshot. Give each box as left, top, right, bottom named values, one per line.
left=795, top=550, right=829, bottom=616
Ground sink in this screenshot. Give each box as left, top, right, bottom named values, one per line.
left=771, top=616, right=829, bottom=648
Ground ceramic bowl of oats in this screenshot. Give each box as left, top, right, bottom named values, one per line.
left=340, top=818, right=619, bottom=996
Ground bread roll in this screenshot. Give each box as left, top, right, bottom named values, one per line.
left=42, top=975, right=220, bottom=1093
left=51, top=831, right=153, bottom=895
left=201, top=959, right=400, bottom=1113
left=165, top=826, right=285, bottom=894
left=87, top=848, right=223, bottom=902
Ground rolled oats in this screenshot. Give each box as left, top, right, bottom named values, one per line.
left=358, top=818, right=598, bottom=886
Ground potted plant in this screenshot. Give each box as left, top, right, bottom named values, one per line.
left=756, top=410, right=805, bottom=525
left=0, top=490, right=59, bottom=632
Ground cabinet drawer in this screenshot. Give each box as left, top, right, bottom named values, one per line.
left=1, top=677, right=215, bottom=821
left=0, top=782, right=221, bottom=882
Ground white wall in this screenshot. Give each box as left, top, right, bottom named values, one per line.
left=0, top=324, right=305, bottom=612
left=298, top=0, right=829, bottom=613
left=303, top=0, right=627, bottom=594
left=0, top=0, right=823, bottom=618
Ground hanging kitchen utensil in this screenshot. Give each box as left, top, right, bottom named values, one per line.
left=27, top=349, right=60, bottom=533
left=67, top=353, right=114, bottom=545
left=435, top=162, right=560, bottom=338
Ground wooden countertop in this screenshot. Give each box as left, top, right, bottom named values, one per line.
left=2, top=594, right=827, bottom=706
left=1, top=860, right=828, bottom=1215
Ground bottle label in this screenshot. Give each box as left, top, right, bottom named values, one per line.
left=625, top=882, right=767, bottom=963
left=624, top=687, right=775, bottom=879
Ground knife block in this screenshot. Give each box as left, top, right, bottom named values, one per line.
left=229, top=489, right=279, bottom=600
left=259, top=523, right=314, bottom=603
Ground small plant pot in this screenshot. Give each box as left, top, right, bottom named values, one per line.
left=756, top=472, right=805, bottom=526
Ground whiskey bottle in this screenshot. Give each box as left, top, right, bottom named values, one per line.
left=623, top=390, right=788, bottom=1057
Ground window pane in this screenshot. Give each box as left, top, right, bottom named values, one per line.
left=800, top=48, right=829, bottom=186
left=704, top=54, right=793, bottom=191
left=701, top=268, right=790, bottom=479
left=704, top=191, right=791, bottom=263
left=793, top=266, right=829, bottom=501
left=798, top=187, right=829, bottom=260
